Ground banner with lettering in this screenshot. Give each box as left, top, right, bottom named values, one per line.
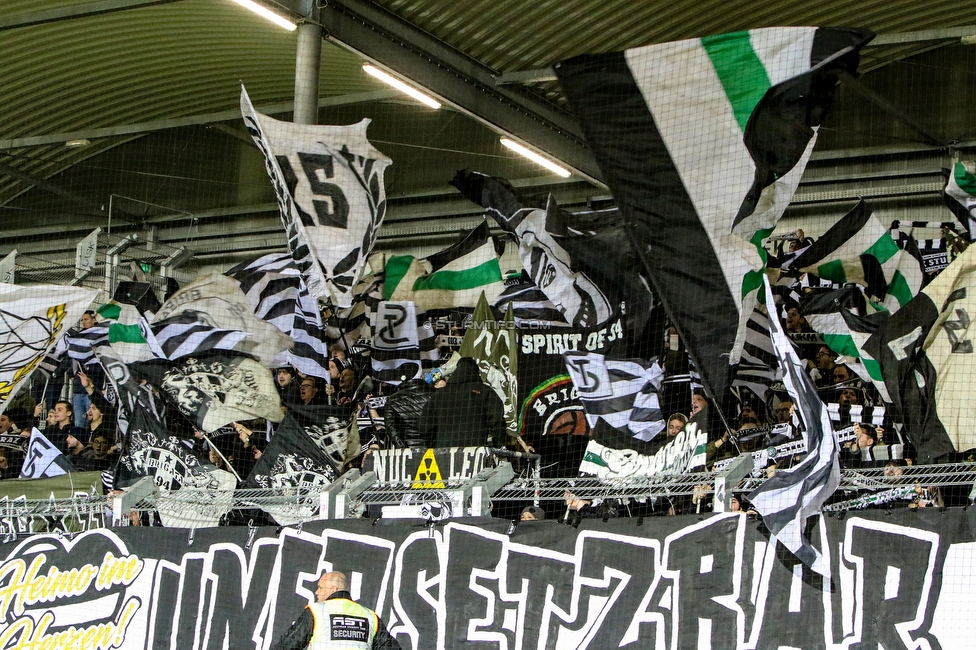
left=362, top=446, right=492, bottom=486
left=0, top=510, right=972, bottom=649
left=517, top=316, right=625, bottom=475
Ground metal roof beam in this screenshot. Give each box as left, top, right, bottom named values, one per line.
left=495, top=25, right=976, bottom=86
left=0, top=162, right=105, bottom=214
left=318, top=0, right=604, bottom=186
left=0, top=0, right=185, bottom=30
left=0, top=90, right=398, bottom=150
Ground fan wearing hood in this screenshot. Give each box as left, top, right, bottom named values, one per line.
left=418, top=357, right=505, bottom=448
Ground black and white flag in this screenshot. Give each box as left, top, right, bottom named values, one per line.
left=20, top=428, right=77, bottom=479
left=492, top=273, right=569, bottom=328
left=241, top=87, right=392, bottom=308
left=452, top=171, right=613, bottom=328
left=564, top=352, right=666, bottom=442
left=748, top=275, right=839, bottom=576
left=370, top=301, right=422, bottom=385
left=151, top=273, right=291, bottom=367
left=245, top=403, right=356, bottom=524
left=227, top=253, right=332, bottom=380
left=136, top=354, right=283, bottom=433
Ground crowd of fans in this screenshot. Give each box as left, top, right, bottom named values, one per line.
left=0, top=224, right=969, bottom=523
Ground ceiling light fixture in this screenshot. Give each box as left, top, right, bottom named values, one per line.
left=499, top=138, right=571, bottom=178
left=362, top=64, right=441, bottom=109
left=65, top=139, right=91, bottom=148
left=230, top=0, right=297, bottom=31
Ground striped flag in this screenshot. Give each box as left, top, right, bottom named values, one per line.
left=793, top=200, right=924, bottom=312
left=564, top=352, right=666, bottom=442
left=732, top=299, right=782, bottom=402
left=370, top=301, right=423, bottom=385
left=556, top=27, right=872, bottom=406
left=241, top=87, right=392, bottom=308
left=227, top=253, right=333, bottom=380
left=799, top=287, right=891, bottom=401
left=492, top=273, right=570, bottom=328
left=748, top=275, right=839, bottom=576
left=152, top=274, right=291, bottom=368
left=380, top=221, right=505, bottom=312
left=61, top=324, right=110, bottom=366
left=451, top=171, right=613, bottom=328
left=146, top=311, right=252, bottom=360
left=943, top=160, right=976, bottom=241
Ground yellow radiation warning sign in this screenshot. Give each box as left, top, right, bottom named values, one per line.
left=411, top=449, right=445, bottom=489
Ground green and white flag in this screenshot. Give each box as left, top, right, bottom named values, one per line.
left=378, top=221, right=504, bottom=312
left=96, top=301, right=155, bottom=364
left=556, top=26, right=872, bottom=405
left=793, top=200, right=924, bottom=312
left=799, top=286, right=891, bottom=402
left=944, top=160, right=976, bottom=241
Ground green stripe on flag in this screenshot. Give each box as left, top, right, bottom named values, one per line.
left=955, top=161, right=976, bottom=195
left=581, top=450, right=608, bottom=468
left=886, top=270, right=913, bottom=308
left=412, top=259, right=502, bottom=292
left=383, top=255, right=415, bottom=300
left=816, top=259, right=848, bottom=283
left=822, top=333, right=860, bottom=358
left=97, top=303, right=121, bottom=320
left=108, top=323, right=145, bottom=344
left=863, top=233, right=899, bottom=265
left=701, top=31, right=771, bottom=133
left=742, top=227, right=775, bottom=298
left=862, top=357, right=883, bottom=382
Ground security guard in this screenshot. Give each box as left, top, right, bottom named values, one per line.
left=271, top=571, right=401, bottom=650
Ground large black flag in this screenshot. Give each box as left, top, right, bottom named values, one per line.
left=135, top=353, right=283, bottom=433
left=556, top=26, right=871, bottom=409
left=244, top=402, right=356, bottom=524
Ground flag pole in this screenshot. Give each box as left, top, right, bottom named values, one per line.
left=205, top=435, right=242, bottom=483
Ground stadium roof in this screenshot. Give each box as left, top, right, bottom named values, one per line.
left=3, top=0, right=976, bottom=270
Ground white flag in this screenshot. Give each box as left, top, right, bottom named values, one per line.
left=21, top=428, right=77, bottom=479
left=241, top=86, right=392, bottom=308
left=0, top=283, right=99, bottom=414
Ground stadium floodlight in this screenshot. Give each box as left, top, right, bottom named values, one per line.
left=362, top=64, right=441, bottom=109
left=499, top=138, right=571, bottom=178
left=230, top=0, right=297, bottom=31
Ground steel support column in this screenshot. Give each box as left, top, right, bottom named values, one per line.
left=294, top=4, right=323, bottom=125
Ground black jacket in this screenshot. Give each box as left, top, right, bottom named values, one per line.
left=385, top=380, right=436, bottom=448
left=270, top=590, right=401, bottom=650
left=418, top=359, right=505, bottom=448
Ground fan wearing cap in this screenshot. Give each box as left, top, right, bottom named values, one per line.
left=520, top=506, right=545, bottom=521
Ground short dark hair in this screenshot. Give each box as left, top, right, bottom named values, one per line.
left=83, top=309, right=96, bottom=317
left=55, top=400, right=72, bottom=414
